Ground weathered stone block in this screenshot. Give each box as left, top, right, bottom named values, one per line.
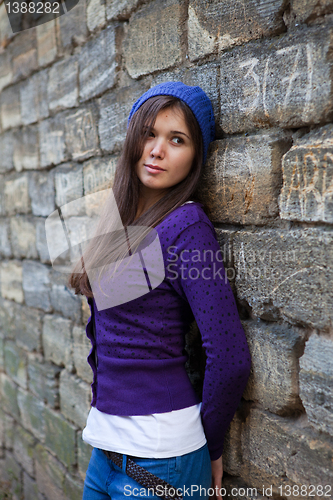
left=99, top=83, right=149, bottom=153
left=13, top=126, right=39, bottom=172
left=214, top=228, right=235, bottom=268
left=59, top=214, right=100, bottom=268
left=290, top=0, right=333, bottom=24
left=48, top=56, right=78, bottom=112
left=0, top=407, right=5, bottom=448
left=73, top=325, right=93, bottom=384
left=299, top=333, right=333, bottom=436
left=87, top=0, right=106, bottom=31
left=28, top=170, right=55, bottom=217
left=0, top=2, right=13, bottom=45
left=55, top=0, right=87, bottom=53
left=152, top=63, right=219, bottom=124
left=77, top=431, right=92, bottom=480
left=63, top=473, right=84, bottom=500
left=13, top=425, right=35, bottom=477
left=42, top=315, right=72, bottom=368
left=44, top=406, right=76, bottom=468
left=188, top=0, right=286, bottom=60
left=0, top=131, right=14, bottom=173
left=1, top=373, right=20, bottom=420
left=242, top=320, right=304, bottom=414
left=0, top=297, right=16, bottom=338
left=14, top=304, right=43, bottom=352
left=3, top=412, right=15, bottom=450
left=22, top=260, right=52, bottom=311
left=0, top=175, right=4, bottom=217
left=0, top=51, right=12, bottom=92
left=10, top=28, right=38, bottom=81
left=23, top=471, right=39, bottom=500
left=106, top=0, right=140, bottom=20
left=28, top=355, right=61, bottom=407
left=222, top=409, right=243, bottom=476
left=0, top=335, right=3, bottom=372
left=279, top=124, right=333, bottom=223
left=65, top=105, right=100, bottom=161
left=233, top=228, right=333, bottom=329
left=36, top=218, right=51, bottom=264
left=0, top=417, right=3, bottom=457
left=0, top=260, right=23, bottom=303
left=10, top=217, right=37, bottom=259
left=0, top=1, right=14, bottom=43
left=34, top=443, right=66, bottom=500
left=2, top=452, right=22, bottom=499
left=0, top=84, right=21, bottom=130
left=17, top=388, right=45, bottom=442
left=0, top=175, right=4, bottom=216
left=4, top=341, right=27, bottom=389
left=242, top=408, right=333, bottom=494
left=4, top=174, right=31, bottom=215
left=83, top=156, right=117, bottom=196
left=0, top=458, right=8, bottom=483
left=39, top=115, right=68, bottom=168
left=219, top=25, right=333, bottom=134
left=123, top=0, right=183, bottom=79
left=0, top=219, right=12, bottom=258
left=20, top=70, right=49, bottom=126
left=59, top=370, right=91, bottom=428
left=50, top=274, right=82, bottom=322
left=37, top=19, right=57, bottom=66
left=79, top=25, right=118, bottom=102
left=200, top=131, right=291, bottom=224
left=54, top=162, right=83, bottom=208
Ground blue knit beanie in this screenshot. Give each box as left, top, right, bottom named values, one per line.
left=127, top=81, right=215, bottom=164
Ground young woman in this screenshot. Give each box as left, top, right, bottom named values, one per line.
left=69, top=82, right=251, bottom=500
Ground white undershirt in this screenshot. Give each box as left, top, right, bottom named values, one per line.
left=82, top=404, right=206, bottom=458
left=82, top=201, right=205, bottom=458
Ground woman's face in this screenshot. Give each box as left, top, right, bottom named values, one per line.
left=135, top=106, right=196, bottom=200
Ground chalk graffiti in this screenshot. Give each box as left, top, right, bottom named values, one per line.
left=237, top=42, right=314, bottom=119
left=280, top=147, right=333, bottom=221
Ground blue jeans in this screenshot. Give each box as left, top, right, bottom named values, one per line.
left=82, top=444, right=212, bottom=500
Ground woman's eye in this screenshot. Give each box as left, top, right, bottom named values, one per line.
left=171, top=137, right=183, bottom=144
left=142, top=127, right=154, bottom=137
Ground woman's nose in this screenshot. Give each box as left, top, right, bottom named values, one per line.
left=150, top=139, right=165, bottom=159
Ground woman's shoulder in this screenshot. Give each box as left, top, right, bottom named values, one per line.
left=155, top=201, right=215, bottom=240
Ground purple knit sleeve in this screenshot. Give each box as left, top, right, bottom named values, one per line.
left=165, top=220, right=251, bottom=461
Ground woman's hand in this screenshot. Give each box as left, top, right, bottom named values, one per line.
left=210, top=456, right=223, bottom=500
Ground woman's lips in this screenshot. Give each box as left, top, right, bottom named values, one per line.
left=144, top=164, right=166, bottom=173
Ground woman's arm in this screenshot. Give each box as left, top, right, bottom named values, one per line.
left=166, top=219, right=251, bottom=460
left=211, top=456, right=223, bottom=500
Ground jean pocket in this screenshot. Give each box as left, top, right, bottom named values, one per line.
left=169, top=445, right=212, bottom=493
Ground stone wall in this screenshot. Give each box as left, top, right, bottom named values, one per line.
left=0, top=0, right=333, bottom=499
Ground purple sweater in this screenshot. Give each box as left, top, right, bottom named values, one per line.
left=85, top=202, right=251, bottom=461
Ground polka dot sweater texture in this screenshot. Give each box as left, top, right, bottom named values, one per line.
left=85, top=202, right=251, bottom=461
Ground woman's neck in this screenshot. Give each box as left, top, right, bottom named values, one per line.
left=135, top=188, right=168, bottom=221
left=134, top=199, right=156, bottom=221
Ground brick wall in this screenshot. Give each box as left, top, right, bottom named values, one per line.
left=0, top=0, right=333, bottom=498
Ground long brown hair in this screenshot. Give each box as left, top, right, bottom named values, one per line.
left=69, top=95, right=207, bottom=298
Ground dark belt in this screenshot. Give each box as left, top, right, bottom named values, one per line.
left=102, top=450, right=183, bottom=500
